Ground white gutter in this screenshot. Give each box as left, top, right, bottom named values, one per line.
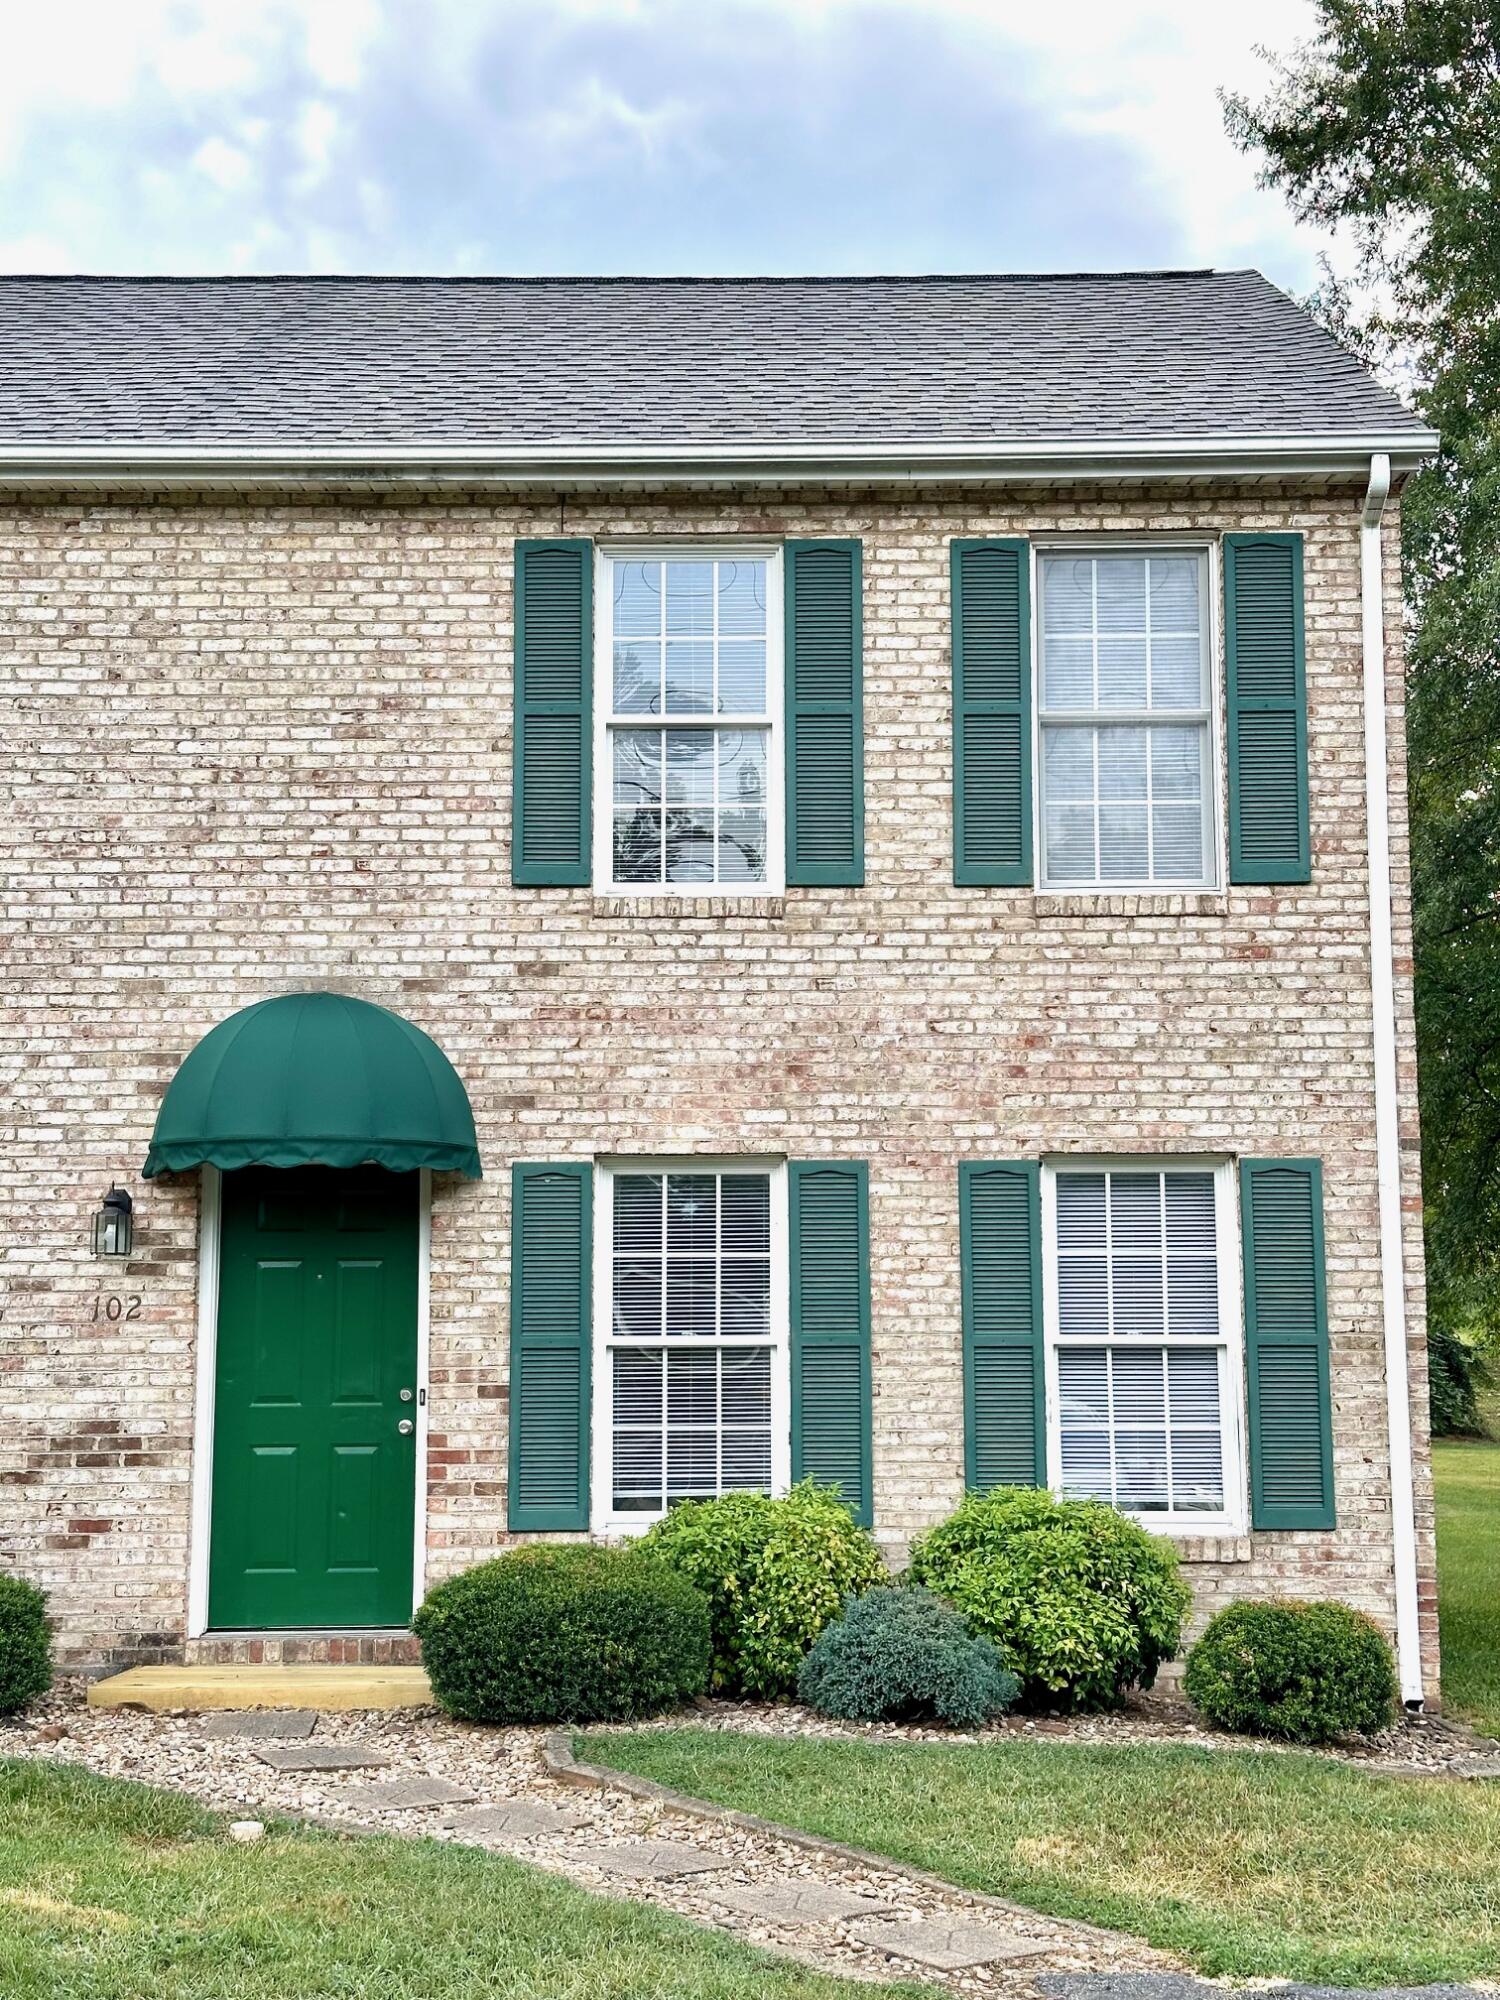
left=0, top=430, right=1440, bottom=489
left=1361, top=450, right=1424, bottom=1706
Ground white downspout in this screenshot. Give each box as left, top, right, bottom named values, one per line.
left=1361, top=451, right=1424, bottom=1706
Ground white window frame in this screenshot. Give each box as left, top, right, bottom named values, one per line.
left=1040, top=1155, right=1247, bottom=1535
left=1031, top=540, right=1225, bottom=893
left=593, top=543, right=785, bottom=896
left=590, top=1156, right=791, bottom=1534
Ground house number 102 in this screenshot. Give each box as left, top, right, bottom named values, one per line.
left=92, top=1295, right=142, bottom=1322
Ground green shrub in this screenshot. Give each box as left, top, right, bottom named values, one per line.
left=907, top=1487, right=1191, bottom=1711
left=412, top=1545, right=709, bottom=1724
left=797, top=1585, right=1020, bottom=1727
left=0, top=1574, right=52, bottom=1715
left=1429, top=1319, right=1494, bottom=1436
left=641, top=1484, right=887, bottom=1699
left=1184, top=1599, right=1398, bottom=1742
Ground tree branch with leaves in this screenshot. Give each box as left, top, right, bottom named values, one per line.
left=1228, top=1, right=1500, bottom=1430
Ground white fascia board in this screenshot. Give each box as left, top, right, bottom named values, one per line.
left=0, top=430, right=1441, bottom=487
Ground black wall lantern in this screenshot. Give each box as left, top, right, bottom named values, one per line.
left=92, top=1185, right=133, bottom=1259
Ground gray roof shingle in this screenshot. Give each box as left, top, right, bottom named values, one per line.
left=0, top=270, right=1428, bottom=453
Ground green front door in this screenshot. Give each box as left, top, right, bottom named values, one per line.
left=208, top=1166, right=419, bottom=1630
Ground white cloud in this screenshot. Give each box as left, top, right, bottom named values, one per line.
left=993, top=0, right=1319, bottom=270
left=514, top=76, right=705, bottom=180
left=294, top=98, right=340, bottom=183
left=302, top=0, right=380, bottom=90
left=0, top=0, right=1335, bottom=281
left=190, top=135, right=256, bottom=191
left=0, top=230, right=75, bottom=271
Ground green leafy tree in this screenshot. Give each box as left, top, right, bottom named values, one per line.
left=1226, top=2, right=1500, bottom=1430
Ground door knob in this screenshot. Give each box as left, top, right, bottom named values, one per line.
left=397, top=1419, right=414, bottom=1436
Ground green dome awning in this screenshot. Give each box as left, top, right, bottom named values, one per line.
left=143, top=992, right=482, bottom=1179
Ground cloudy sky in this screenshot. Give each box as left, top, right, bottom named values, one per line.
left=0, top=0, right=1327, bottom=287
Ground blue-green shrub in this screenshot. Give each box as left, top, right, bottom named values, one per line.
left=797, top=1586, right=1019, bottom=1727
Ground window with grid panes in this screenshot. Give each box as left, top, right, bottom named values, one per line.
left=602, top=552, right=779, bottom=891
left=1048, top=1165, right=1236, bottom=1522
left=602, top=1166, right=786, bottom=1519
left=1038, top=550, right=1216, bottom=887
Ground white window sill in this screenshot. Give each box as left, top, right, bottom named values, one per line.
left=591, top=894, right=787, bottom=921
left=594, top=1515, right=659, bottom=1538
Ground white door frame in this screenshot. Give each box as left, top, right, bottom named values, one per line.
left=185, top=1164, right=432, bottom=1638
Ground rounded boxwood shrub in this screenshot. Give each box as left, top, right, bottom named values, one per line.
left=641, top=1483, right=887, bottom=1699
left=0, top=1574, right=52, bottom=1715
left=1183, top=1599, right=1398, bottom=1742
left=907, top=1486, right=1191, bottom=1711
left=797, top=1585, right=1020, bottom=1728
left=412, top=1544, right=710, bottom=1724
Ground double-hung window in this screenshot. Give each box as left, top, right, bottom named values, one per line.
left=1037, top=549, right=1217, bottom=888
left=594, top=1161, right=790, bottom=1529
left=597, top=548, right=782, bottom=893
left=1043, top=1159, right=1243, bottom=1530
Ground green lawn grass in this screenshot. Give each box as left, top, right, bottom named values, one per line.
left=579, top=1726, right=1500, bottom=1986
left=0, top=1758, right=926, bottom=2000
left=1434, top=1434, right=1500, bottom=1736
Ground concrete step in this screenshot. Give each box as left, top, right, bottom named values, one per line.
left=87, top=1663, right=432, bottom=1713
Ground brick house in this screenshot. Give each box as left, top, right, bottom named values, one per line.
left=0, top=271, right=1441, bottom=1702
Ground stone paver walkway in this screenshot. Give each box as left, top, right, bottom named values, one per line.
left=2, top=1691, right=1173, bottom=1993
left=1, top=1691, right=1489, bottom=1999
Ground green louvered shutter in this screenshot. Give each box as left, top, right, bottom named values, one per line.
left=951, top=540, right=1032, bottom=885
left=507, top=1163, right=592, bottom=1530
left=784, top=541, right=864, bottom=885
left=1241, top=1158, right=1335, bottom=1530
left=513, top=539, right=592, bottom=886
left=960, top=1162, right=1045, bottom=1489
left=789, top=1161, right=872, bottom=1524
left=1224, top=534, right=1309, bottom=884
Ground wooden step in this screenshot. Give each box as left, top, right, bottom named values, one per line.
left=87, top=1664, right=432, bottom=1713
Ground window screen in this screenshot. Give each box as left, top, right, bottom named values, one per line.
left=1052, top=1167, right=1229, bottom=1517
left=606, top=1169, right=778, bottom=1513
left=1038, top=553, right=1215, bottom=887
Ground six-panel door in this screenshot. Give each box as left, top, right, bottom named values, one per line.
left=208, top=1165, right=419, bottom=1630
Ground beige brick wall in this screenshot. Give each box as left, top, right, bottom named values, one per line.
left=0, top=480, right=1436, bottom=1692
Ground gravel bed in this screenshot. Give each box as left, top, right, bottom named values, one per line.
left=615, top=1693, right=1487, bottom=1776
left=1, top=1685, right=1178, bottom=1996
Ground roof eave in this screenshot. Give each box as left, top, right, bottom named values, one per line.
left=0, top=431, right=1440, bottom=486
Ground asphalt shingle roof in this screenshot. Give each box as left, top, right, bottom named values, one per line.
left=0, top=270, right=1428, bottom=451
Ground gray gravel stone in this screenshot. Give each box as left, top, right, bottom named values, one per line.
left=442, top=1801, right=588, bottom=1840
left=707, top=1882, right=891, bottom=1925
left=850, top=1915, right=1048, bottom=1969
left=340, top=1776, right=478, bottom=1812
left=586, top=1840, right=732, bottom=1880
left=1038, top=1980, right=1486, bottom=2000
left=1453, top=1755, right=1500, bottom=1780
left=4, top=1687, right=1187, bottom=1993
left=199, top=1710, right=318, bottom=1740
left=251, top=1742, right=389, bottom=1772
